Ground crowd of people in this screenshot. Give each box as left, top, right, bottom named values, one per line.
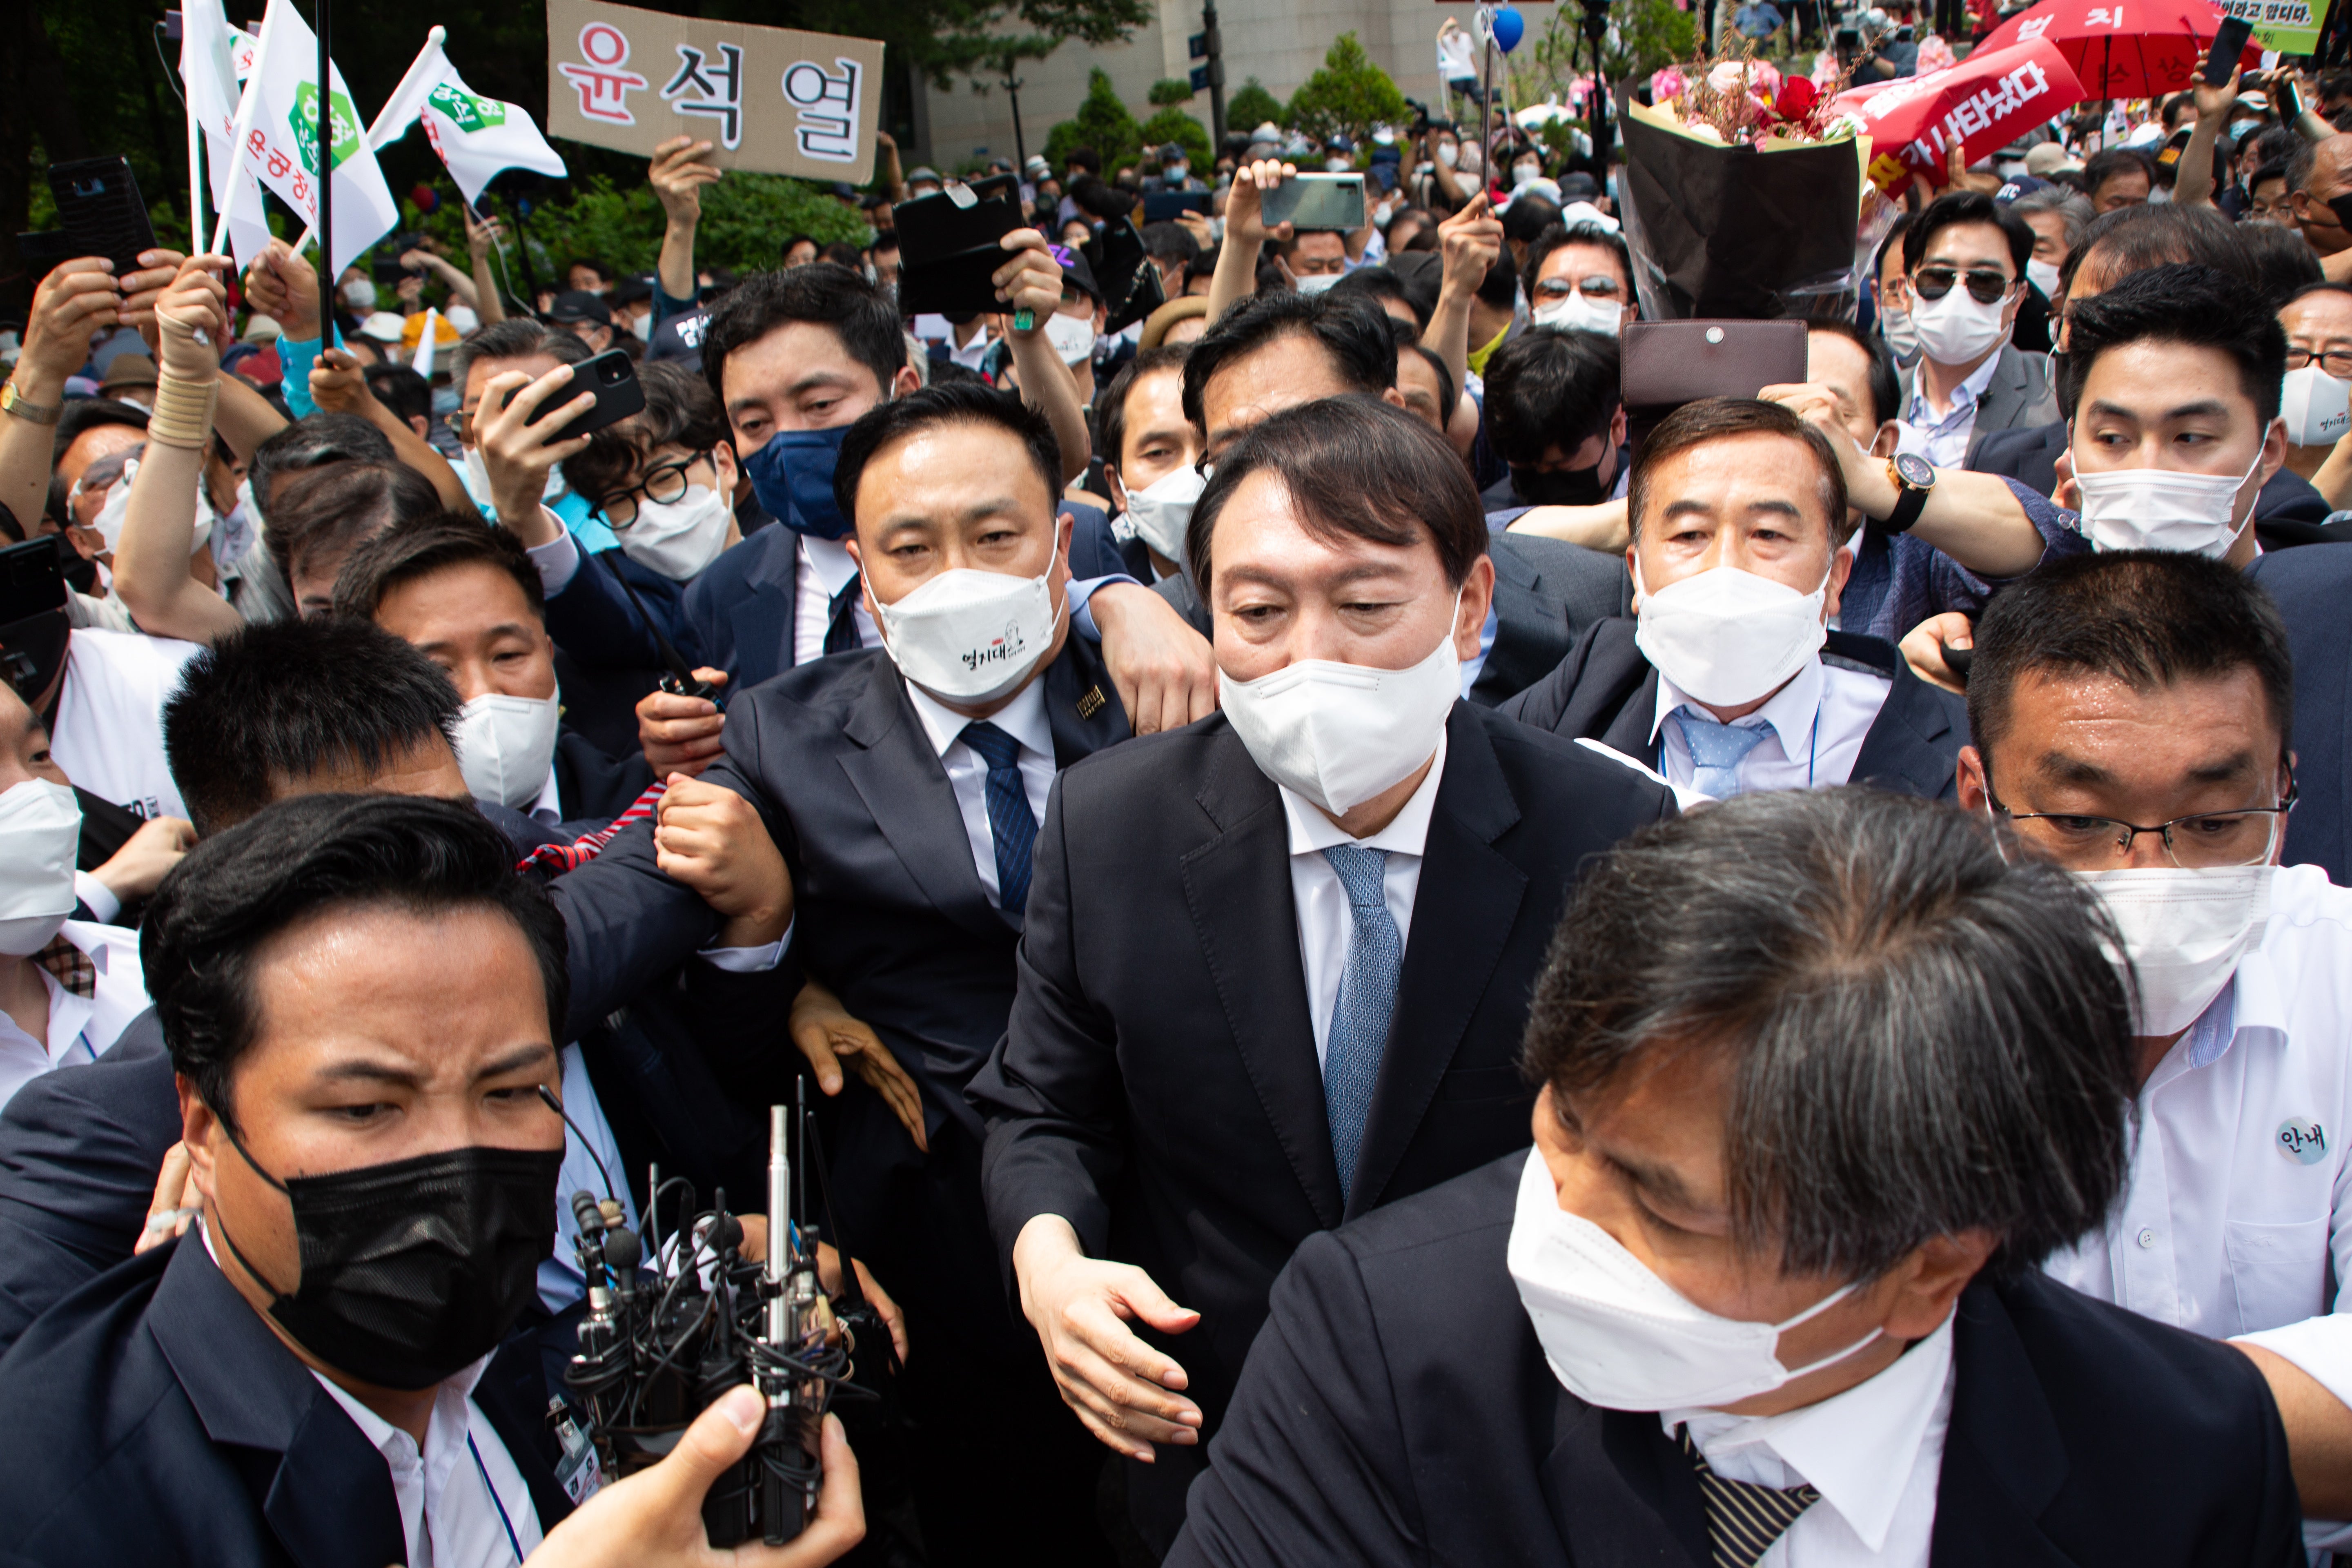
left=6, top=34, right=2352, bottom=1567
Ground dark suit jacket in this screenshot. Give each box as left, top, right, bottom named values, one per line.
left=554, top=725, right=655, bottom=824
left=2249, top=541, right=2352, bottom=886
left=0, top=1234, right=573, bottom=1568
left=676, top=502, right=1129, bottom=690
left=1169, top=1153, right=2303, bottom=1568
left=969, top=702, right=1675, bottom=1542
left=1152, top=530, right=1630, bottom=709
left=1969, top=419, right=2337, bottom=542
left=1500, top=623, right=1967, bottom=801
left=1901, top=342, right=2057, bottom=462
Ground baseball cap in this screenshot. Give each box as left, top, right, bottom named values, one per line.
left=544, top=290, right=613, bottom=326
left=357, top=312, right=408, bottom=344
left=1049, top=244, right=1103, bottom=304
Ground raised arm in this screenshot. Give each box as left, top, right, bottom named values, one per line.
left=465, top=208, right=509, bottom=326
left=651, top=136, right=722, bottom=309
left=2173, top=53, right=2239, bottom=210
left=1208, top=159, right=1297, bottom=326
left=307, top=347, right=470, bottom=510
left=1422, top=192, right=1501, bottom=407
left=404, top=242, right=478, bottom=309
left=1, top=260, right=123, bottom=531
left=994, top=229, right=1092, bottom=482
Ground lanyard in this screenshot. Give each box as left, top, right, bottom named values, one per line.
left=466, top=1430, right=526, bottom=1565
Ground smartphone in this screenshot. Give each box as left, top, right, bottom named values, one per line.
left=2207, top=15, right=2254, bottom=84
left=46, top=158, right=158, bottom=282
left=522, top=349, right=645, bottom=439
left=1261, top=173, right=1367, bottom=233
left=1619, top=320, right=1809, bottom=409
left=895, top=174, right=1028, bottom=320
left=1142, top=190, right=1211, bottom=224
left=2275, top=71, right=2305, bottom=123
left=0, top=536, right=69, bottom=628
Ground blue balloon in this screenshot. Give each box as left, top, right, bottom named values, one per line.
left=1493, top=6, right=1526, bottom=51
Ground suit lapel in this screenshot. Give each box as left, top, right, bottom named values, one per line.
left=1830, top=633, right=1961, bottom=800
left=732, top=528, right=800, bottom=688
left=1041, top=632, right=1132, bottom=767
left=1603, top=666, right=1666, bottom=764
left=837, top=660, right=1006, bottom=940
left=1927, top=1282, right=2076, bottom=1567
left=1179, top=730, right=1345, bottom=1227
left=1470, top=537, right=1558, bottom=703
left=1540, top=1393, right=1713, bottom=1568
left=148, top=1238, right=407, bottom=1568
left=1347, top=708, right=1527, bottom=1216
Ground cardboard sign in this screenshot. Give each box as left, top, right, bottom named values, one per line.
left=2216, top=0, right=2322, bottom=57
left=544, top=0, right=884, bottom=181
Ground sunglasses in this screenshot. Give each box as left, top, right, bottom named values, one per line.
left=1912, top=265, right=2015, bottom=305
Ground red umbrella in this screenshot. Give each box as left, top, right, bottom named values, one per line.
left=1831, top=38, right=2089, bottom=198
left=1975, top=0, right=2258, bottom=101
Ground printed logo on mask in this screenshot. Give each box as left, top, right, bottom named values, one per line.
left=2279, top=1118, right=2329, bottom=1166
left=962, top=620, right=1029, bottom=673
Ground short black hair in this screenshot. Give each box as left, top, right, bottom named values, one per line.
left=2083, top=147, right=2157, bottom=200
left=248, top=412, right=394, bottom=529
left=1523, top=786, right=2136, bottom=1282
left=1522, top=219, right=1637, bottom=305
left=832, top=381, right=1062, bottom=529
left=162, top=617, right=464, bottom=837
left=268, top=460, right=442, bottom=592
left=1475, top=248, right=1519, bottom=309
left=446, top=317, right=590, bottom=401
left=144, top=793, right=566, bottom=1136
left=332, top=510, right=545, bottom=625
left=1501, top=194, right=1562, bottom=248
left=699, top=263, right=905, bottom=410
left=1629, top=398, right=1850, bottom=543
left=363, top=363, right=432, bottom=429
left=1483, top=327, right=1620, bottom=466
left=1140, top=221, right=1200, bottom=265
left=1180, top=290, right=1396, bottom=431
left=1188, top=396, right=1486, bottom=592
left=1903, top=189, right=2033, bottom=276
left=563, top=360, right=730, bottom=507
left=567, top=258, right=615, bottom=283
left=2244, top=222, right=2327, bottom=310
left=1326, top=265, right=1429, bottom=330
left=1968, top=549, right=2294, bottom=762
left=2069, top=203, right=2251, bottom=297
left=52, top=398, right=148, bottom=468
left=2288, top=135, right=2323, bottom=196
left=1807, top=317, right=1900, bottom=428
left=1390, top=318, right=1457, bottom=426
left=1098, top=343, right=1192, bottom=474
left=2062, top=263, right=2287, bottom=424
left=1065, top=146, right=1102, bottom=175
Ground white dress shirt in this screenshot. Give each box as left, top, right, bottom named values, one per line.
left=310, top=1357, right=545, bottom=1568
left=1278, top=732, right=1448, bottom=1069
left=2042, top=863, right=2352, bottom=1550
left=1650, top=655, right=1892, bottom=800
left=0, top=919, right=149, bottom=1111
left=537, top=1042, right=641, bottom=1313
left=1895, top=348, right=2004, bottom=469
left=1662, top=1314, right=1957, bottom=1568
left=792, top=534, right=881, bottom=668
left=902, top=676, right=1055, bottom=911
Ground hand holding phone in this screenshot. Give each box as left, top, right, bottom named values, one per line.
left=1260, top=174, right=1367, bottom=233
left=2205, top=16, right=2253, bottom=86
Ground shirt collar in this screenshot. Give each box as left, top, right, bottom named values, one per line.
left=1906, top=346, right=2003, bottom=425
left=528, top=762, right=564, bottom=825
left=1650, top=653, right=1825, bottom=760
left=2180, top=944, right=2290, bottom=1072
left=1278, top=729, right=1448, bottom=858
left=307, top=1353, right=494, bottom=1459
left=798, top=532, right=861, bottom=594
left=903, top=671, right=1055, bottom=763
left=1666, top=1312, right=1957, bottom=1554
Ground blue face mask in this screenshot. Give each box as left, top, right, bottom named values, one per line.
left=743, top=425, right=855, bottom=540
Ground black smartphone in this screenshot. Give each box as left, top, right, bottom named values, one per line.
left=0, top=536, right=69, bottom=628
left=1087, top=217, right=1167, bottom=334
left=2207, top=16, right=2254, bottom=84
left=1142, top=190, right=1210, bottom=223
left=1260, top=174, right=1366, bottom=232
left=46, top=158, right=158, bottom=282
left=895, top=175, right=1028, bottom=319
left=2275, top=72, right=2305, bottom=123
left=522, top=349, right=645, bottom=439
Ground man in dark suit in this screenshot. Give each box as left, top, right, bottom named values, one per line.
left=971, top=396, right=1675, bottom=1551
left=1171, top=788, right=2301, bottom=1568
left=0, top=795, right=586, bottom=1563
left=1502, top=397, right=1967, bottom=802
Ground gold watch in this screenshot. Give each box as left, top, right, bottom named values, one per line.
left=0, top=381, right=62, bottom=427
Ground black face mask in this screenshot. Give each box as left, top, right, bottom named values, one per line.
left=2330, top=192, right=2352, bottom=232
left=212, top=1134, right=561, bottom=1390
left=1512, top=461, right=1608, bottom=507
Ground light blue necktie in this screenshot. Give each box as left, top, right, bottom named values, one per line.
left=1671, top=709, right=1773, bottom=800
left=1321, top=844, right=1401, bottom=1202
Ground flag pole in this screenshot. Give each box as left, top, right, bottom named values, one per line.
left=210, top=0, right=281, bottom=256
left=292, top=25, right=443, bottom=257
left=187, top=91, right=208, bottom=256
left=316, top=0, right=334, bottom=293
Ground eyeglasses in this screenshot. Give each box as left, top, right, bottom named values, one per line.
left=1534, top=274, right=1624, bottom=300
left=598, top=452, right=711, bottom=527
left=1986, top=778, right=2296, bottom=869
left=2286, top=347, right=2352, bottom=379
left=1911, top=265, right=2015, bottom=305
left=447, top=409, right=477, bottom=445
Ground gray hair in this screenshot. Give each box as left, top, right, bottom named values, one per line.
left=447, top=317, right=590, bottom=401
left=1521, top=788, right=2135, bottom=1283
left=2007, top=187, right=2095, bottom=256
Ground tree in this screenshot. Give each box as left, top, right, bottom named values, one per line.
left=1138, top=108, right=1213, bottom=170
left=1042, top=67, right=1145, bottom=175
left=1283, top=34, right=1407, bottom=146
left=1225, top=77, right=1287, bottom=135
left=1147, top=78, right=1195, bottom=108
left=1528, top=0, right=1697, bottom=96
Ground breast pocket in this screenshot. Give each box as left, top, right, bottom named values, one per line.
left=2225, top=1216, right=2332, bottom=1336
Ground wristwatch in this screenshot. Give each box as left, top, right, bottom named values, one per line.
left=0, top=381, right=61, bottom=427
left=1882, top=452, right=1936, bottom=534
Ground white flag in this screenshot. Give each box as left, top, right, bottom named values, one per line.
left=232, top=0, right=400, bottom=277
left=178, top=0, right=272, bottom=265
left=373, top=30, right=568, bottom=207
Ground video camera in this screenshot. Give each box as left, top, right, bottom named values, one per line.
left=561, top=1096, right=873, bottom=1546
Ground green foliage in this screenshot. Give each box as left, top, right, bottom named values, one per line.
left=1529, top=0, right=1697, bottom=96
left=1225, top=78, right=1287, bottom=134
left=416, top=172, right=870, bottom=283
left=1042, top=67, right=1146, bottom=175
left=1138, top=109, right=1213, bottom=170
left=1147, top=78, right=1196, bottom=108
left=920, top=0, right=1154, bottom=90
left=1283, top=34, right=1408, bottom=146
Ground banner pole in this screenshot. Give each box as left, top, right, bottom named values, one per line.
left=210, top=0, right=281, bottom=256
left=317, top=0, right=334, bottom=289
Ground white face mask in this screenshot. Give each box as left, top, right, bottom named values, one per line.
left=455, top=692, right=561, bottom=811
left=1123, top=465, right=1205, bottom=566
left=1879, top=302, right=1921, bottom=366
left=459, top=447, right=497, bottom=513
left=874, top=529, right=1065, bottom=705
left=2070, top=435, right=2268, bottom=558
left=1325, top=157, right=1355, bottom=174
left=1506, top=1151, right=1884, bottom=1411
left=628, top=310, right=653, bottom=343
left=1532, top=290, right=1625, bottom=336
left=1634, top=561, right=1831, bottom=709
left=2281, top=365, right=2352, bottom=449
left=1513, top=162, right=1542, bottom=188
left=341, top=278, right=377, bottom=312
left=2026, top=256, right=2062, bottom=298
left=0, top=780, right=81, bottom=958
left=1218, top=593, right=1461, bottom=816
left=618, top=482, right=732, bottom=580
left=1437, top=143, right=1461, bottom=168
left=1910, top=283, right=2012, bottom=365
left=90, top=456, right=212, bottom=559
left=2075, top=865, right=2274, bottom=1035
left=218, top=475, right=258, bottom=568
left=1294, top=271, right=1343, bottom=295
left=1043, top=312, right=1097, bottom=365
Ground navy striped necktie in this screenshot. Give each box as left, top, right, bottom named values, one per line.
left=1679, top=1425, right=1821, bottom=1568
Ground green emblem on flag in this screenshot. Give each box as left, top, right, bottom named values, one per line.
left=289, top=82, right=365, bottom=174
left=427, top=81, right=510, bottom=134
